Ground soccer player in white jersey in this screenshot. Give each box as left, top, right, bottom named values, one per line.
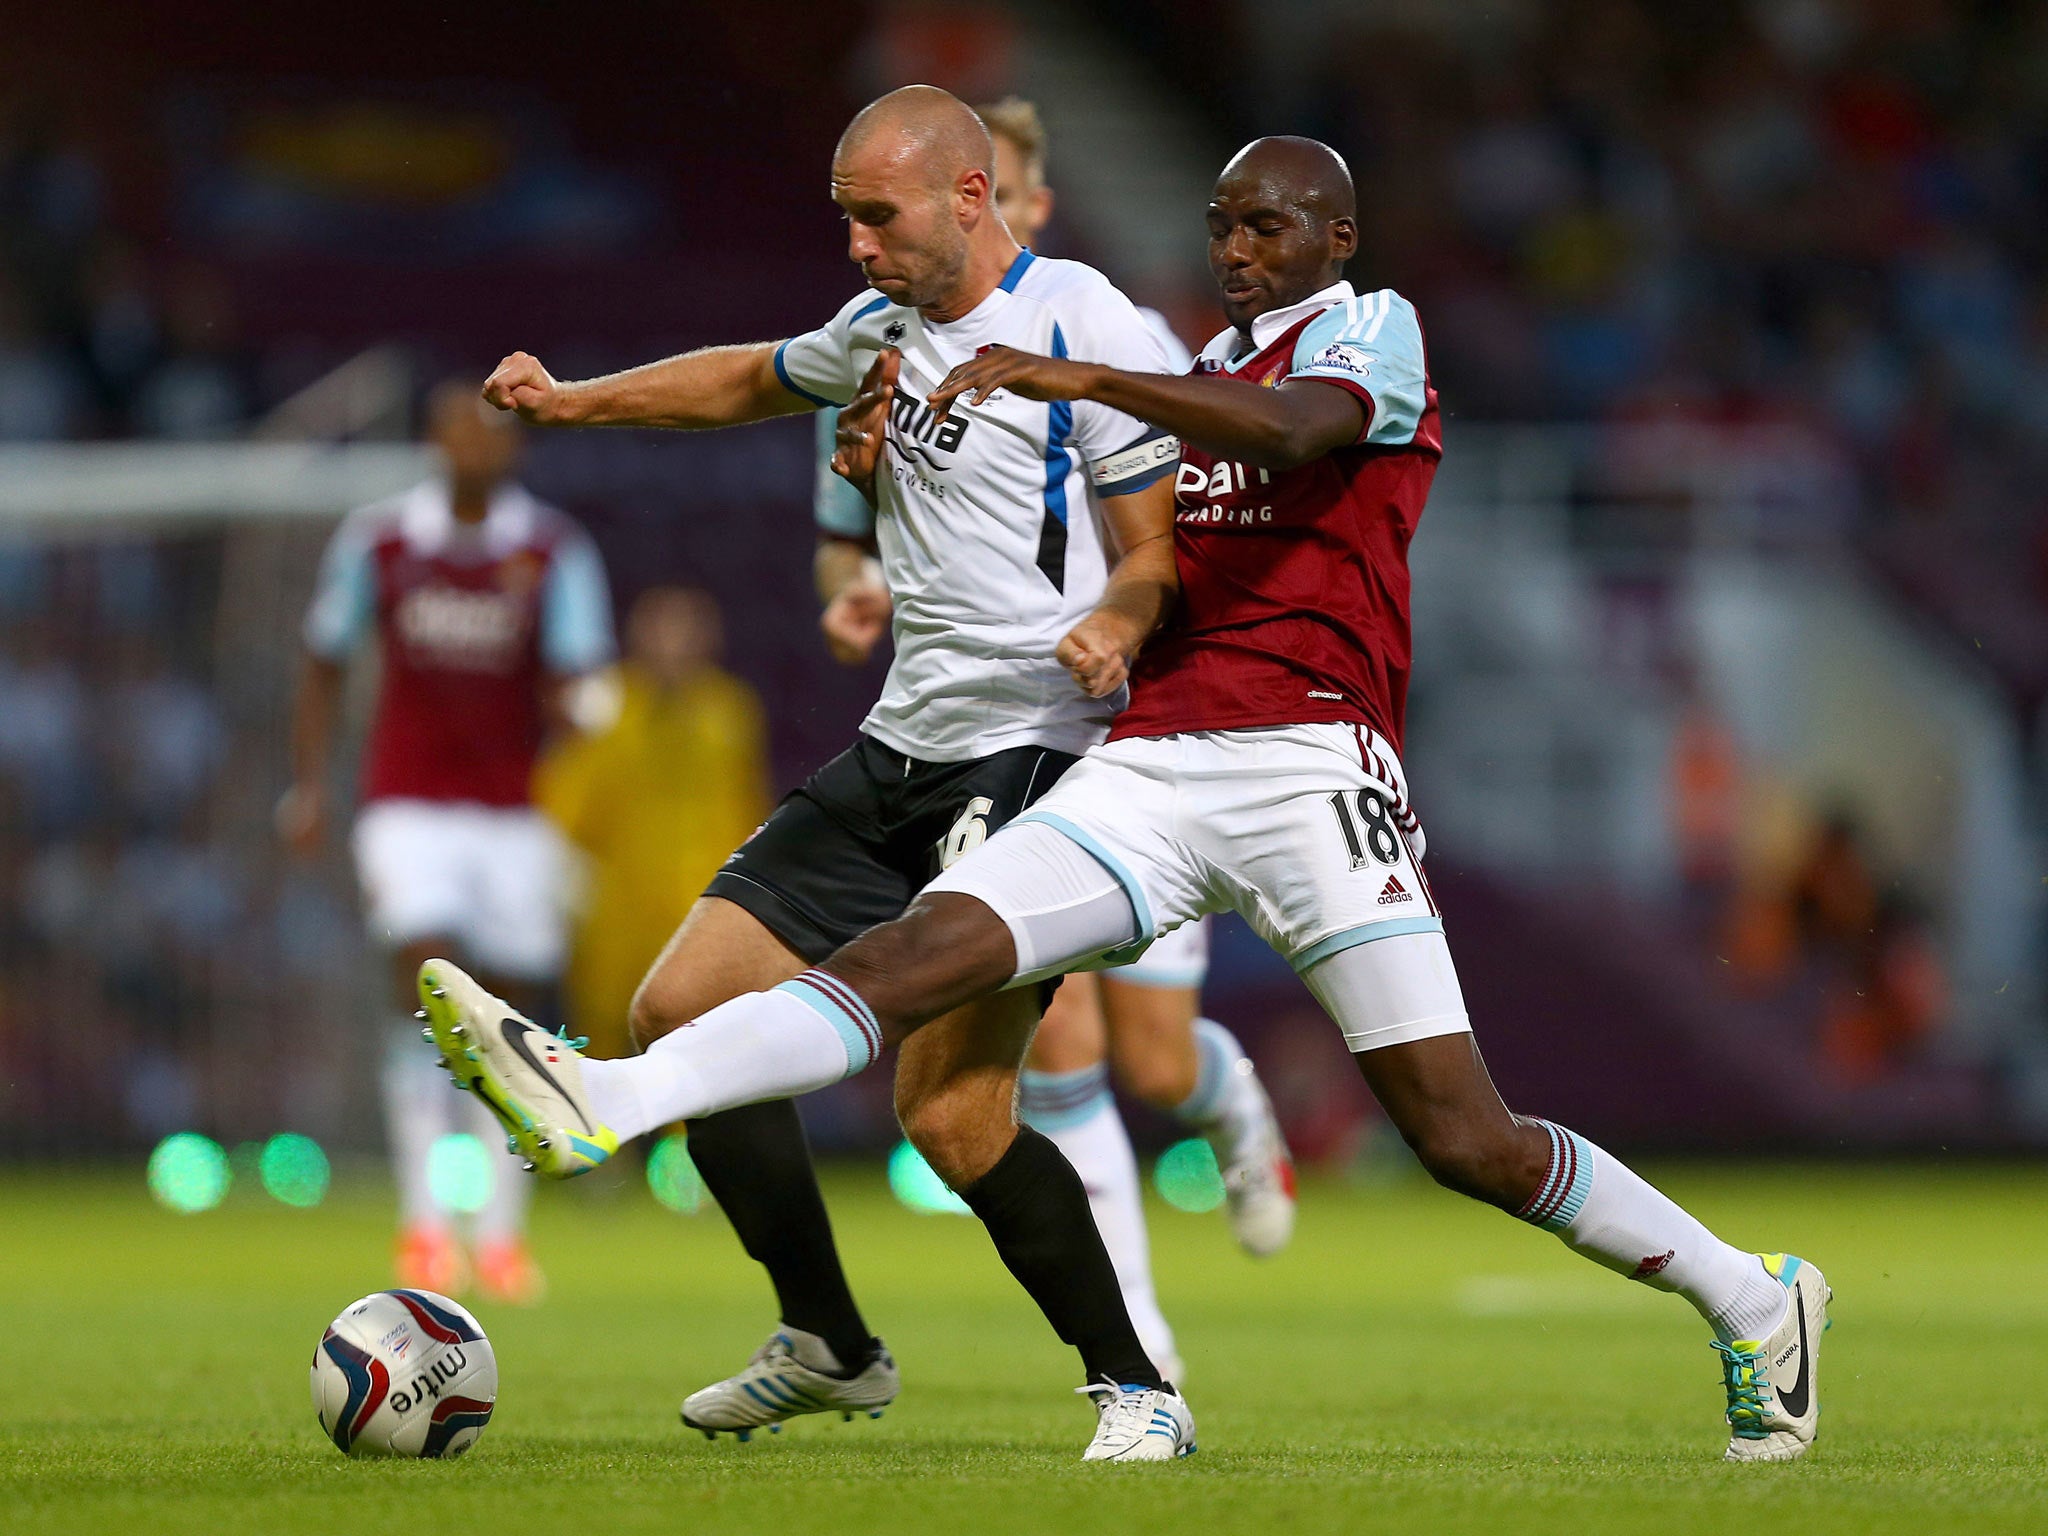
left=813, top=96, right=1295, bottom=1384
left=426, top=136, right=1831, bottom=1465
left=460, top=86, right=1193, bottom=1458
left=281, top=383, right=615, bottom=1303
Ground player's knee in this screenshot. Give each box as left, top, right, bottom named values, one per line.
left=626, top=981, right=683, bottom=1051
left=896, top=1077, right=1016, bottom=1189
left=1403, top=1113, right=1521, bottom=1206
left=1116, top=1049, right=1195, bottom=1112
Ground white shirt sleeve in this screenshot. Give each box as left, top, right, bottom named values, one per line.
left=1288, top=289, right=1429, bottom=447
left=1060, top=285, right=1181, bottom=497
left=774, top=292, right=890, bottom=410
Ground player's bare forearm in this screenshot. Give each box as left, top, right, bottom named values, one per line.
left=1058, top=479, right=1179, bottom=696
left=288, top=654, right=345, bottom=791
left=482, top=342, right=807, bottom=430
left=1080, top=366, right=1363, bottom=471
left=929, top=347, right=1362, bottom=471
left=814, top=535, right=877, bottom=603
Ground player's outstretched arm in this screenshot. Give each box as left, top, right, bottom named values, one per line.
left=929, top=347, right=1362, bottom=471
left=481, top=343, right=810, bottom=430
left=1057, top=477, right=1179, bottom=698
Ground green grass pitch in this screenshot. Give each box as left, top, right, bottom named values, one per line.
left=2, top=1161, right=2043, bottom=1535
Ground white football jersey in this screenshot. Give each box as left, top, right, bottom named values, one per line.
left=777, top=249, right=1179, bottom=762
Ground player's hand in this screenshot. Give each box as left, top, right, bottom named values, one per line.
left=820, top=576, right=892, bottom=665
left=482, top=351, right=576, bottom=424
left=831, top=347, right=900, bottom=504
left=275, top=783, right=327, bottom=861
left=929, top=345, right=1095, bottom=422
left=1056, top=610, right=1141, bottom=698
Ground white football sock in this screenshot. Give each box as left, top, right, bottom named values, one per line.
left=579, top=969, right=881, bottom=1144
left=1174, top=1018, right=1259, bottom=1137
left=1019, top=1064, right=1179, bottom=1376
left=382, top=1018, right=457, bottom=1230
left=466, top=1093, right=532, bottom=1245
left=1520, top=1120, right=1787, bottom=1342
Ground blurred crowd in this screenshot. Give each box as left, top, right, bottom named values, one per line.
left=1, top=105, right=256, bottom=440
left=1270, top=2, right=2048, bottom=491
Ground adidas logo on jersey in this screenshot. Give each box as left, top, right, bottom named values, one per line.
left=1377, top=875, right=1413, bottom=906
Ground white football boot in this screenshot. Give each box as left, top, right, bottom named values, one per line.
left=1208, top=1060, right=1297, bottom=1257
left=1715, top=1253, right=1831, bottom=1463
left=681, top=1328, right=899, bottom=1441
left=417, top=958, right=618, bottom=1179
left=1078, top=1379, right=1197, bottom=1461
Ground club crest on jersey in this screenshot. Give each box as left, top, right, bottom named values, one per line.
left=884, top=320, right=907, bottom=343
left=1309, top=342, right=1376, bottom=377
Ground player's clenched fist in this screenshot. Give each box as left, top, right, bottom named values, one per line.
left=1057, top=611, right=1139, bottom=698
left=482, top=351, right=575, bottom=424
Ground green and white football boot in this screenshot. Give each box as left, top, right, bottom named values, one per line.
left=417, top=958, right=618, bottom=1179
left=1715, top=1252, right=1831, bottom=1462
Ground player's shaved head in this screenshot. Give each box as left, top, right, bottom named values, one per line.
left=1216, top=136, right=1356, bottom=224
left=1206, top=136, right=1360, bottom=333
left=836, top=84, right=994, bottom=196
left=831, top=85, right=1012, bottom=315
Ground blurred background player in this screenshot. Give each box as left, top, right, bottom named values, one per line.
left=279, top=381, right=616, bottom=1301
left=814, top=96, right=1295, bottom=1382
left=538, top=587, right=771, bottom=1063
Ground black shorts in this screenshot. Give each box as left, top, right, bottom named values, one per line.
left=705, top=734, right=1079, bottom=963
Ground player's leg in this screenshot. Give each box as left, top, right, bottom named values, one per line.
left=623, top=894, right=885, bottom=1378
left=1304, top=935, right=1826, bottom=1458
left=1100, top=926, right=1296, bottom=1257
left=356, top=801, right=475, bottom=1293
left=1211, top=723, right=1824, bottom=1460
left=1018, top=976, right=1181, bottom=1383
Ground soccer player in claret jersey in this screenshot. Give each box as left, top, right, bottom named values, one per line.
left=813, top=95, right=1295, bottom=1387
left=429, top=135, right=1830, bottom=1463
left=281, top=382, right=615, bottom=1303
left=447, top=85, right=1196, bottom=1459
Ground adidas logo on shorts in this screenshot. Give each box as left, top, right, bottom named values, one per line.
left=1377, top=875, right=1413, bottom=906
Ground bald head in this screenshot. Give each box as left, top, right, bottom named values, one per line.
left=1206, top=136, right=1360, bottom=332
left=832, top=84, right=1017, bottom=316
left=1217, top=136, right=1356, bottom=223
left=836, top=84, right=994, bottom=195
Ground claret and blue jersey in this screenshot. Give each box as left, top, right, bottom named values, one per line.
left=1113, top=281, right=1441, bottom=751
left=303, top=481, right=616, bottom=807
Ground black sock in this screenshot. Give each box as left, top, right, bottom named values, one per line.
left=957, top=1125, right=1163, bottom=1390
left=685, top=1099, right=877, bottom=1371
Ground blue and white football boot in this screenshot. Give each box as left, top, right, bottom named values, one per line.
left=1078, top=1379, right=1196, bottom=1461
left=1715, top=1253, right=1831, bottom=1462
left=680, top=1328, right=899, bottom=1441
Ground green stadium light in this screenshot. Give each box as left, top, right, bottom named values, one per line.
left=426, top=1133, right=493, bottom=1215
left=147, top=1132, right=231, bottom=1213
left=259, top=1133, right=331, bottom=1208
left=887, top=1139, right=970, bottom=1215
left=1153, top=1138, right=1226, bottom=1213
left=646, top=1134, right=705, bottom=1214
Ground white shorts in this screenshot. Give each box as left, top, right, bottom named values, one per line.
left=1107, top=915, right=1208, bottom=989
left=924, top=723, right=1470, bottom=1052
left=352, top=799, right=571, bottom=981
